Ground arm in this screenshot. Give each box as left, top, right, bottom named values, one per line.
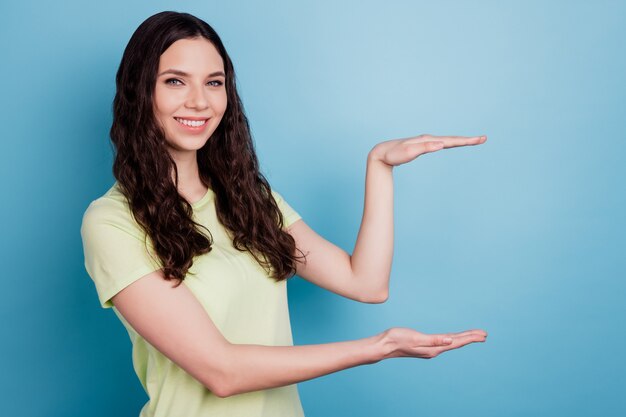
left=350, top=153, right=394, bottom=300
left=286, top=155, right=393, bottom=303
left=112, top=269, right=487, bottom=398
left=288, top=134, right=487, bottom=303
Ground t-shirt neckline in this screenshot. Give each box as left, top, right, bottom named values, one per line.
left=191, top=187, right=214, bottom=209
left=111, top=181, right=213, bottom=210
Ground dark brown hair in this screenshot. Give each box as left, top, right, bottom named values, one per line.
left=110, top=11, right=305, bottom=284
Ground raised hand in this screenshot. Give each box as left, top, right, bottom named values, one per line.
left=370, top=134, right=487, bottom=168
left=377, top=327, right=488, bottom=360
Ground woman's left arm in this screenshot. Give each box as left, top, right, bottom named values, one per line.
left=287, top=134, right=487, bottom=304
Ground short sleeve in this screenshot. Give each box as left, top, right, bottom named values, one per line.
left=80, top=200, right=162, bottom=309
left=271, top=190, right=302, bottom=229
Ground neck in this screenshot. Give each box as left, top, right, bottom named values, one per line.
left=169, top=149, right=206, bottom=194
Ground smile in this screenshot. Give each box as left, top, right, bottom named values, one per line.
left=174, top=117, right=208, bottom=127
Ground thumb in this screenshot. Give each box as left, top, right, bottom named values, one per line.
left=426, top=141, right=445, bottom=152
left=431, top=335, right=453, bottom=346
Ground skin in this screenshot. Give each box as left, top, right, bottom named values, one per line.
left=153, top=37, right=227, bottom=201
left=111, top=36, right=488, bottom=398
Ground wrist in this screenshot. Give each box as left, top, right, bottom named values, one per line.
left=367, top=150, right=393, bottom=170
left=366, top=331, right=395, bottom=363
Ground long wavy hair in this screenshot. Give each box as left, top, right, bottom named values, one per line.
left=110, top=11, right=305, bottom=285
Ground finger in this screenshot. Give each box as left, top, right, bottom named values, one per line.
left=444, top=329, right=488, bottom=338
left=435, top=332, right=488, bottom=354
left=426, top=141, right=445, bottom=152
left=406, top=135, right=486, bottom=147
left=417, top=135, right=486, bottom=149
left=408, top=141, right=444, bottom=156
left=427, top=334, right=454, bottom=347
left=440, top=135, right=487, bottom=148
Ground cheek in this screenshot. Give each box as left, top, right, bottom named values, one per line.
left=153, top=87, right=178, bottom=116
left=217, top=91, right=228, bottom=114
left=153, top=92, right=166, bottom=118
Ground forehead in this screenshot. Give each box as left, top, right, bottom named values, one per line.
left=158, top=37, right=224, bottom=72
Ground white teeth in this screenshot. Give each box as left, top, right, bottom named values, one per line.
left=175, top=117, right=207, bottom=127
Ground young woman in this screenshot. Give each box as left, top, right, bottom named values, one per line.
left=80, top=10, right=488, bottom=417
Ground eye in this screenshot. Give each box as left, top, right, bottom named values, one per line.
left=207, top=80, right=224, bottom=87
left=165, top=78, right=183, bottom=85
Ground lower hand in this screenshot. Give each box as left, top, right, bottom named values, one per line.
left=377, top=327, right=488, bottom=360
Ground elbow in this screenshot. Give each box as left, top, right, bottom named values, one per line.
left=209, top=385, right=229, bottom=399
left=361, top=289, right=389, bottom=304
left=206, top=375, right=237, bottom=398
left=201, top=356, right=238, bottom=398
left=211, top=385, right=234, bottom=399
left=372, top=290, right=389, bottom=304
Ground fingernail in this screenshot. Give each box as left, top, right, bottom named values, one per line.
left=443, top=337, right=452, bottom=344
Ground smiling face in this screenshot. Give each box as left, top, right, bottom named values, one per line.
left=153, top=37, right=227, bottom=159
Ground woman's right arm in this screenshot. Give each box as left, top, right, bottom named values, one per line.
left=112, top=270, right=487, bottom=398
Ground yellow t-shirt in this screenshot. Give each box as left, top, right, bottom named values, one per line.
left=80, top=181, right=305, bottom=417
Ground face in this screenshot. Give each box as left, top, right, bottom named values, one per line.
left=153, top=37, right=227, bottom=159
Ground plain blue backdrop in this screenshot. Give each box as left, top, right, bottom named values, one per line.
left=1, top=0, right=624, bottom=416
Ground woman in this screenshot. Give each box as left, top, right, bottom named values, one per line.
left=80, top=10, right=488, bottom=417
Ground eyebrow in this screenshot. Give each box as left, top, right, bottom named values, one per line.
left=157, top=69, right=226, bottom=78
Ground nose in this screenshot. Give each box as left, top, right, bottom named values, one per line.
left=184, top=83, right=209, bottom=110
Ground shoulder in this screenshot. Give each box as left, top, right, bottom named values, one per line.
left=80, top=182, right=145, bottom=241
left=269, top=188, right=301, bottom=229
left=270, top=188, right=285, bottom=202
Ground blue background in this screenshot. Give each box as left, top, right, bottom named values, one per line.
left=1, top=0, right=624, bottom=416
